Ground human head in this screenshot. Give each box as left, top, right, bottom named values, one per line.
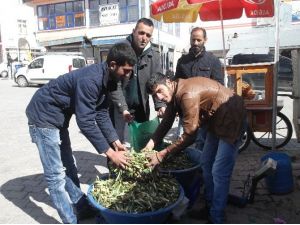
left=190, top=27, right=207, bottom=56
left=146, top=72, right=174, bottom=103
left=132, top=18, right=154, bottom=53
left=107, top=43, right=137, bottom=82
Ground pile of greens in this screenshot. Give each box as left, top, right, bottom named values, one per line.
left=91, top=150, right=180, bottom=213
left=159, top=151, right=195, bottom=170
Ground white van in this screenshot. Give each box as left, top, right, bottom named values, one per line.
left=14, top=54, right=86, bottom=87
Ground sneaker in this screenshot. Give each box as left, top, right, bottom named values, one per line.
left=75, top=195, right=98, bottom=221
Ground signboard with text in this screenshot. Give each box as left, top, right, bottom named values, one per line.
left=99, top=3, right=120, bottom=26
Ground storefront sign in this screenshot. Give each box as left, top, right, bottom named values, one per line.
left=99, top=3, right=119, bottom=26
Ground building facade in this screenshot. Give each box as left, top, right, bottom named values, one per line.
left=21, top=0, right=189, bottom=71
left=0, top=0, right=42, bottom=65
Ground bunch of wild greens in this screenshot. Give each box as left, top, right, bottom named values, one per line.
left=92, top=150, right=180, bottom=213
left=159, top=151, right=195, bottom=170
left=108, top=150, right=155, bottom=181
left=92, top=175, right=179, bottom=213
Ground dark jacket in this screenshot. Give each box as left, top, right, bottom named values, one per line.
left=109, top=34, right=164, bottom=120
left=26, top=62, right=119, bottom=154
left=152, top=77, right=246, bottom=153
left=175, top=47, right=224, bottom=85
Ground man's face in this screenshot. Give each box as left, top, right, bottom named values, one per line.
left=109, top=62, right=133, bottom=82
left=190, top=29, right=207, bottom=55
left=132, top=22, right=153, bottom=51
left=152, top=81, right=173, bottom=103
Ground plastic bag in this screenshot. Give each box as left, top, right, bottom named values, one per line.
left=128, top=117, right=160, bottom=151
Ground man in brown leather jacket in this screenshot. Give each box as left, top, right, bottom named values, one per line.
left=144, top=72, right=246, bottom=224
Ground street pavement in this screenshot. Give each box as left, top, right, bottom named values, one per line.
left=0, top=78, right=300, bottom=224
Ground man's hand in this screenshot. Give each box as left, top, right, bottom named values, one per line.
left=105, top=148, right=130, bottom=169
left=123, top=110, right=134, bottom=123
left=146, top=151, right=163, bottom=168
left=157, top=107, right=166, bottom=118
left=112, top=140, right=127, bottom=151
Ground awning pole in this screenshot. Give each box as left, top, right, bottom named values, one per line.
left=219, top=0, right=227, bottom=85
left=272, top=0, right=281, bottom=150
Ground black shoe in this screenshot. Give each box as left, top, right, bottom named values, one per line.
left=187, top=206, right=210, bottom=221
left=75, top=195, right=98, bottom=221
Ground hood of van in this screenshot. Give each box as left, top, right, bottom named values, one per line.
left=15, top=66, right=27, bottom=75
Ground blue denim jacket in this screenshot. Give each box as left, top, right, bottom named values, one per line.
left=26, top=62, right=119, bottom=154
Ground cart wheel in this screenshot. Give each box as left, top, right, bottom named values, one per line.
left=238, top=126, right=251, bottom=153
left=250, top=112, right=293, bottom=150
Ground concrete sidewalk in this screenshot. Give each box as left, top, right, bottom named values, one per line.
left=0, top=78, right=300, bottom=224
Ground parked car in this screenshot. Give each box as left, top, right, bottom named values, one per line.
left=229, top=53, right=293, bottom=92
left=14, top=54, right=86, bottom=87
left=0, top=62, right=9, bottom=78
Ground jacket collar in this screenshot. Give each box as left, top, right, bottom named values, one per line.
left=188, top=46, right=206, bottom=58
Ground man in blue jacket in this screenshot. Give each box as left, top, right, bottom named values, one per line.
left=26, top=43, right=136, bottom=223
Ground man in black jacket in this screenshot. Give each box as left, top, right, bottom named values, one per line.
left=26, top=43, right=136, bottom=223
left=109, top=18, right=165, bottom=143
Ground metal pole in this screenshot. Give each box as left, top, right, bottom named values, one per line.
left=272, top=0, right=281, bottom=150
left=218, top=0, right=227, bottom=86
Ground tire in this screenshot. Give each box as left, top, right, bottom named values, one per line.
left=1, top=70, right=8, bottom=78
left=250, top=112, right=293, bottom=150
left=16, top=75, right=29, bottom=87
left=238, top=126, right=251, bottom=153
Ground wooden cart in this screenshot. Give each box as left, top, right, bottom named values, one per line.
left=226, top=63, right=292, bottom=151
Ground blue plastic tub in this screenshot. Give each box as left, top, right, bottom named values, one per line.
left=261, top=152, right=294, bottom=194
left=158, top=147, right=202, bottom=207
left=87, top=180, right=184, bottom=224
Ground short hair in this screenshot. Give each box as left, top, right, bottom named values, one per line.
left=191, top=27, right=207, bottom=39
left=106, top=43, right=137, bottom=66
left=135, top=18, right=154, bottom=29
left=146, top=72, right=168, bottom=94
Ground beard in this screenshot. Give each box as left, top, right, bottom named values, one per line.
left=110, top=71, right=120, bottom=83
left=190, top=45, right=204, bottom=56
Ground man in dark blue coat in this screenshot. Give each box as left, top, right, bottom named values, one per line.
left=26, top=43, right=136, bottom=223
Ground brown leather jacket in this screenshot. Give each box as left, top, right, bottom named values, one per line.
left=152, top=77, right=246, bottom=153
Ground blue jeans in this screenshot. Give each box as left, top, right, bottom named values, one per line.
left=29, top=125, right=84, bottom=224
left=200, top=132, right=240, bottom=224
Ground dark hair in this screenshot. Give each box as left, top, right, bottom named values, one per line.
left=135, top=18, right=154, bottom=29
left=106, top=43, right=137, bottom=66
left=191, top=27, right=207, bottom=39
left=146, top=72, right=168, bottom=94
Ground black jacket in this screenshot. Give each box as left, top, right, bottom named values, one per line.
left=175, top=47, right=224, bottom=85
left=26, top=62, right=119, bottom=154
left=109, top=35, right=164, bottom=121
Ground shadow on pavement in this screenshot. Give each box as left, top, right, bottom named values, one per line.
left=0, top=150, right=107, bottom=224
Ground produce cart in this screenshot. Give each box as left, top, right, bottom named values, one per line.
left=226, top=63, right=293, bottom=151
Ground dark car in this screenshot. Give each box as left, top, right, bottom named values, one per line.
left=229, top=53, right=293, bottom=92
